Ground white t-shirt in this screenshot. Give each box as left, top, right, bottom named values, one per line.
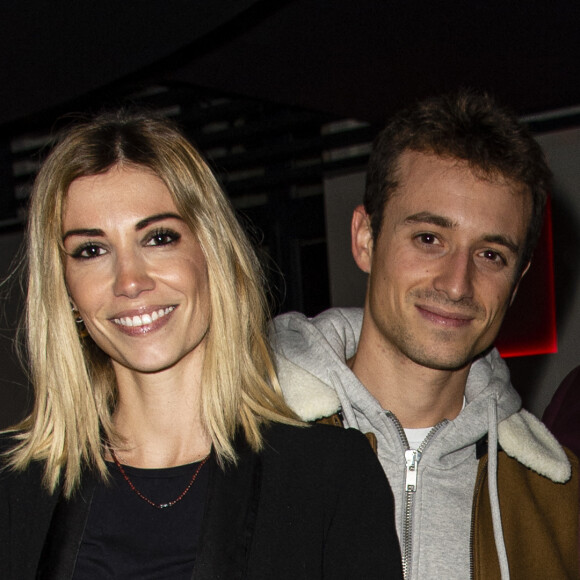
left=403, top=397, right=467, bottom=450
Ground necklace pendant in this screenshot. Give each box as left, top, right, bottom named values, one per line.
left=109, top=448, right=208, bottom=510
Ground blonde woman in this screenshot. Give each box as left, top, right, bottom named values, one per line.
left=0, top=111, right=402, bottom=580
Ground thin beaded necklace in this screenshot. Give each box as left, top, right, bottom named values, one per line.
left=110, top=449, right=209, bottom=510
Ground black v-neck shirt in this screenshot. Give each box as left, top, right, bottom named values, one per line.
left=72, top=459, right=209, bottom=579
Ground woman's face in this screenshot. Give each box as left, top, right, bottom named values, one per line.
left=62, top=165, right=211, bottom=378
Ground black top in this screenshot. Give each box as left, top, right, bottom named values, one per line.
left=0, top=423, right=403, bottom=580
left=72, top=460, right=209, bottom=579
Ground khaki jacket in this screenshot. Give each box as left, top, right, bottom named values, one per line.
left=318, top=412, right=579, bottom=579
left=473, top=449, right=579, bottom=580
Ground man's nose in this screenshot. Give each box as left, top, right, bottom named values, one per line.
left=432, top=250, right=474, bottom=301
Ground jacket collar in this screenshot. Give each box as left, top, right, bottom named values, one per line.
left=276, top=357, right=341, bottom=421
left=277, top=356, right=571, bottom=484
left=36, top=471, right=98, bottom=579
left=498, top=409, right=571, bottom=483
left=193, top=437, right=262, bottom=580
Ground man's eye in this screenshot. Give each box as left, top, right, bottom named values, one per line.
left=417, top=233, right=438, bottom=245
left=146, top=229, right=181, bottom=246
left=71, top=244, right=106, bottom=259
left=481, top=249, right=505, bottom=264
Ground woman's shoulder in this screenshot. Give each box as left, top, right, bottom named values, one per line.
left=251, top=422, right=394, bottom=526
left=0, top=432, right=44, bottom=490
left=0, top=431, right=19, bottom=471
left=264, top=420, right=368, bottom=444
left=0, top=430, right=19, bottom=452
left=260, top=421, right=380, bottom=471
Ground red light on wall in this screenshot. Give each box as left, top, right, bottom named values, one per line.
left=495, top=198, right=557, bottom=357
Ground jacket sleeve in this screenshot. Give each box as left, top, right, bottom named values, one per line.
left=322, top=427, right=403, bottom=580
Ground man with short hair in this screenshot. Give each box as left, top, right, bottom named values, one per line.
left=272, top=92, right=578, bottom=580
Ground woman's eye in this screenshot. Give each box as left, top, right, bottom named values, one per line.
left=146, top=229, right=181, bottom=247
left=71, top=244, right=106, bottom=259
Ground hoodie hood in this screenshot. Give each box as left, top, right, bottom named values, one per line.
left=272, top=307, right=572, bottom=580
left=272, top=307, right=570, bottom=483
left=271, top=308, right=571, bottom=580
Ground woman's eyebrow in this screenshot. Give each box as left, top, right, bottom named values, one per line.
left=62, top=228, right=104, bottom=243
left=62, top=213, right=185, bottom=242
left=135, top=212, right=184, bottom=231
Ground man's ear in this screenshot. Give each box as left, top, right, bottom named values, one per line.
left=509, top=261, right=531, bottom=306
left=351, top=205, right=373, bottom=274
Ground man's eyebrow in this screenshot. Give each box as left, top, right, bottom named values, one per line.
left=135, top=213, right=184, bottom=231
left=404, top=212, right=520, bottom=254
left=405, top=212, right=455, bottom=229
left=482, top=234, right=520, bottom=255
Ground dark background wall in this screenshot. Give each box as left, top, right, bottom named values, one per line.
left=1, top=0, right=580, bottom=427
left=0, top=230, right=27, bottom=427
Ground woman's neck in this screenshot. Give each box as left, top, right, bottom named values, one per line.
left=110, top=362, right=211, bottom=468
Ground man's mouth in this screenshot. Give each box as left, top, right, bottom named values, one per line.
left=416, top=304, right=475, bottom=327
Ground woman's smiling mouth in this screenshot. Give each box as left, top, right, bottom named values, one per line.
left=112, top=306, right=176, bottom=328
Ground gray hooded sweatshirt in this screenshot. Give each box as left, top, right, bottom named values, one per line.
left=271, top=308, right=571, bottom=580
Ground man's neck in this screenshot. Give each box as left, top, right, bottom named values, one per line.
left=349, top=327, right=470, bottom=429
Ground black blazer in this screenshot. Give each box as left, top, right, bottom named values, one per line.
left=0, top=423, right=403, bottom=579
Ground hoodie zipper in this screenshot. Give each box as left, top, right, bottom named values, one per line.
left=469, top=456, right=488, bottom=580
left=385, top=411, right=448, bottom=580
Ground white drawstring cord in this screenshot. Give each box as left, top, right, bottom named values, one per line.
left=488, top=397, right=510, bottom=580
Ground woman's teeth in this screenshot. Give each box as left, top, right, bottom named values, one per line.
left=113, top=306, right=175, bottom=327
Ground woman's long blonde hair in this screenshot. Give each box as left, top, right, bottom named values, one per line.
left=4, top=110, right=299, bottom=496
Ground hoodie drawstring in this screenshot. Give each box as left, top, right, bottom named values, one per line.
left=487, top=396, right=510, bottom=580
left=329, top=371, right=360, bottom=429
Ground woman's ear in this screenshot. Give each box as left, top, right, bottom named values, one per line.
left=351, top=205, right=373, bottom=274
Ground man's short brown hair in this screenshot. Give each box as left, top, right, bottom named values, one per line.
left=364, top=90, right=552, bottom=271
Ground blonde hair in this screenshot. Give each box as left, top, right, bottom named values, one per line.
left=5, top=110, right=300, bottom=496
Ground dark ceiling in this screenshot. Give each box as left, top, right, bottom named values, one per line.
left=2, top=0, right=580, bottom=132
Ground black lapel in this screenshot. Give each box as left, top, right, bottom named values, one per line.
left=193, top=438, right=262, bottom=580
left=36, top=470, right=98, bottom=580
left=5, top=461, right=59, bottom=580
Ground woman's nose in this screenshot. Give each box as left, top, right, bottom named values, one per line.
left=112, top=252, right=155, bottom=298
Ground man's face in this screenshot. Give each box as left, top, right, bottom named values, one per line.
left=353, top=150, right=532, bottom=371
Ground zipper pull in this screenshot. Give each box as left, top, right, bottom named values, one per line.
left=405, top=449, right=421, bottom=492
